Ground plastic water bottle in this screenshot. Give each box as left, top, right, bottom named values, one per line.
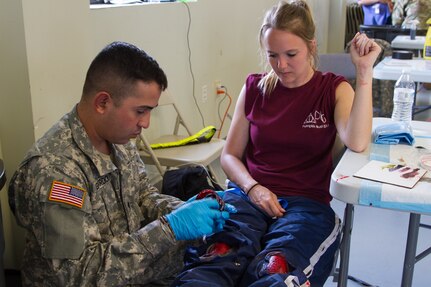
left=391, top=70, right=415, bottom=124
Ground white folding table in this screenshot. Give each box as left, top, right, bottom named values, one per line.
left=373, top=57, right=431, bottom=83
left=330, top=117, right=431, bottom=287
left=391, top=35, right=426, bottom=57
left=373, top=57, right=431, bottom=116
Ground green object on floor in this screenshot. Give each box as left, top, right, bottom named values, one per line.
left=150, top=126, right=216, bottom=149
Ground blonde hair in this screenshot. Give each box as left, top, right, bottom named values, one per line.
left=258, top=0, right=318, bottom=96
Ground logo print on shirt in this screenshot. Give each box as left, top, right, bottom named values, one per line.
left=302, top=111, right=329, bottom=129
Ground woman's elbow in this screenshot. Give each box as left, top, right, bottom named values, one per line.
left=220, top=152, right=232, bottom=170
left=220, top=152, right=241, bottom=171
left=347, top=141, right=369, bottom=153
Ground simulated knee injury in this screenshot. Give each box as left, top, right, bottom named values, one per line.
left=260, top=251, right=290, bottom=275
left=200, top=242, right=233, bottom=260
left=260, top=252, right=312, bottom=287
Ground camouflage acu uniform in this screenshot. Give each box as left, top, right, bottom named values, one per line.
left=392, top=0, right=431, bottom=29
left=8, top=106, right=187, bottom=287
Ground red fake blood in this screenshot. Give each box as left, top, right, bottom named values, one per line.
left=266, top=253, right=288, bottom=274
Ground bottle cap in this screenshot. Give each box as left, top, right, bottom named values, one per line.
left=392, top=50, right=413, bottom=60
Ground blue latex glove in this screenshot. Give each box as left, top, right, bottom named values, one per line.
left=165, top=198, right=236, bottom=240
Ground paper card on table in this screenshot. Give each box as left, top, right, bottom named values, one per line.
left=353, top=160, right=427, bottom=189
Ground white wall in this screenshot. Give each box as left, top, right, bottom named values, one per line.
left=328, top=0, right=347, bottom=53
left=22, top=0, right=345, bottom=141
left=23, top=0, right=281, bottom=142
left=0, top=0, right=34, bottom=269
left=0, top=0, right=346, bottom=269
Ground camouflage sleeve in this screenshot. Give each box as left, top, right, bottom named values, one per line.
left=11, top=156, right=186, bottom=286
left=131, top=146, right=185, bottom=224
left=416, top=0, right=430, bottom=29
left=391, top=0, right=405, bottom=26
left=392, top=0, right=427, bottom=28
left=137, top=172, right=185, bottom=225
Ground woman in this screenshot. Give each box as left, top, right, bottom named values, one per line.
left=172, top=1, right=381, bottom=286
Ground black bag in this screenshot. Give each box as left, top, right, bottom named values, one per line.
left=161, top=166, right=222, bottom=201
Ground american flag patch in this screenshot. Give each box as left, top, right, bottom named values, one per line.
left=48, top=181, right=86, bottom=208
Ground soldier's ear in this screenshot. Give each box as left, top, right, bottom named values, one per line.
left=94, top=92, right=112, bottom=114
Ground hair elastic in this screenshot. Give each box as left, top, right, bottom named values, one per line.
left=246, top=183, right=260, bottom=195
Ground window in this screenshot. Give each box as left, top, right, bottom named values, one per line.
left=90, top=0, right=178, bottom=5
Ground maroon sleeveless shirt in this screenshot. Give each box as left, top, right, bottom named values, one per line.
left=244, top=72, right=346, bottom=204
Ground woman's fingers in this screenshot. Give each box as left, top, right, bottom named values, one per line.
left=249, top=185, right=285, bottom=218
left=353, top=32, right=375, bottom=56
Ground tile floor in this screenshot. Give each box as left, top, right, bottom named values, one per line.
left=324, top=199, right=431, bottom=287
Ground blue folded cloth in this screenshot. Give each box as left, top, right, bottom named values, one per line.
left=373, top=122, right=415, bottom=145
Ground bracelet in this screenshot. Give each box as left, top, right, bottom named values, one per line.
left=246, top=182, right=260, bottom=195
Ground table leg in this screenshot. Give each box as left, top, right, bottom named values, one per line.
left=412, top=82, right=431, bottom=117
left=337, top=203, right=354, bottom=287
left=401, top=213, right=421, bottom=287
left=412, top=82, right=418, bottom=118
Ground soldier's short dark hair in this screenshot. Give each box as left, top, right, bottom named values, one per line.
left=82, top=41, right=168, bottom=104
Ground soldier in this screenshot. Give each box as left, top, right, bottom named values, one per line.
left=8, top=41, right=235, bottom=287
left=392, top=0, right=431, bottom=29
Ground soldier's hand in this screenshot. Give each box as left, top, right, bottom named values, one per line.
left=165, top=198, right=236, bottom=240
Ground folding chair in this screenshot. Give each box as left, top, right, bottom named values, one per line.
left=136, top=90, right=226, bottom=187
left=318, top=53, right=356, bottom=81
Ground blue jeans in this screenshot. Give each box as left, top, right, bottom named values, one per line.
left=172, top=187, right=340, bottom=287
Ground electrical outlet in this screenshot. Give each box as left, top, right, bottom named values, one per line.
left=202, top=84, right=208, bottom=103
left=214, top=80, right=223, bottom=96
left=214, top=80, right=222, bottom=89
